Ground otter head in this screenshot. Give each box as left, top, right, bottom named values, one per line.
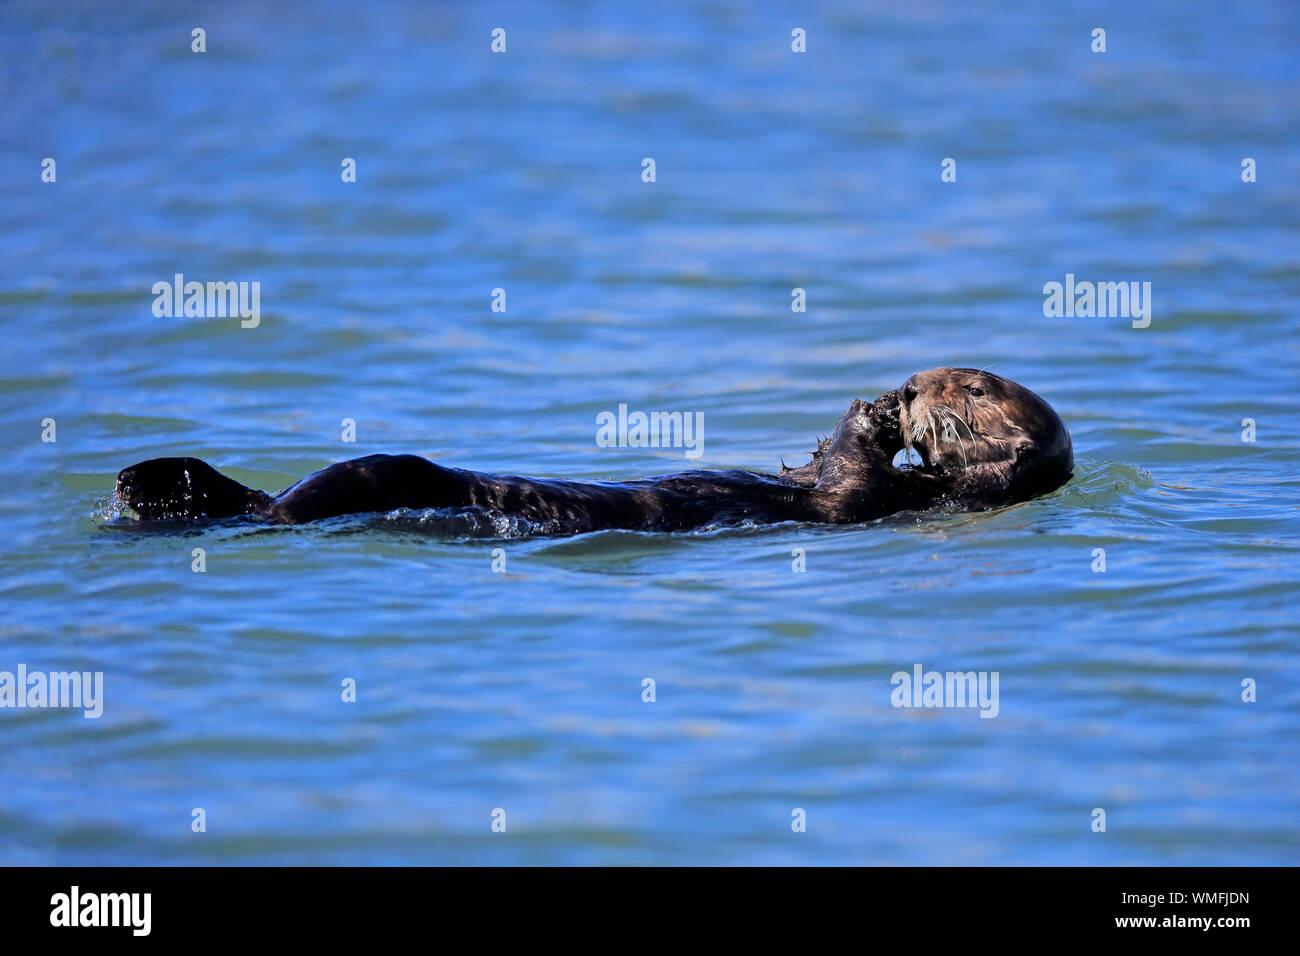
left=898, top=367, right=1072, bottom=501
left=116, top=457, right=266, bottom=520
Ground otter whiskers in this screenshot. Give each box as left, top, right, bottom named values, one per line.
left=899, top=400, right=976, bottom=471
left=932, top=403, right=975, bottom=470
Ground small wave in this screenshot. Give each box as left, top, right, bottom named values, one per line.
left=1057, top=459, right=1153, bottom=507
left=377, top=506, right=571, bottom=540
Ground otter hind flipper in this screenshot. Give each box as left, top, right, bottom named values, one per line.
left=779, top=434, right=836, bottom=488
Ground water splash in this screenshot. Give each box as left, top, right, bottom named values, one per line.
left=90, top=492, right=127, bottom=523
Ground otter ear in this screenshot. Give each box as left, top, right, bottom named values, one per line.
left=1014, top=442, right=1038, bottom=466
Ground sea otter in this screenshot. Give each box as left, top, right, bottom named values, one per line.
left=112, top=368, right=1073, bottom=534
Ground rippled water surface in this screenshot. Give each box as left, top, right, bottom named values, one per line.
left=2, top=1, right=1298, bottom=864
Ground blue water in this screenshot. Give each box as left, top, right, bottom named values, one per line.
left=1, top=0, right=1297, bottom=865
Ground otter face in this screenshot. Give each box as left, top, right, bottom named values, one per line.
left=115, top=457, right=256, bottom=520
left=898, top=368, right=1072, bottom=498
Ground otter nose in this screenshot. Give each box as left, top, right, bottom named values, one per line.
left=903, top=385, right=918, bottom=405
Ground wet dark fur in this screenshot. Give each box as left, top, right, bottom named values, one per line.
left=114, top=369, right=1073, bottom=535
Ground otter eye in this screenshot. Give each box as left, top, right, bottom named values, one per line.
left=967, top=386, right=984, bottom=397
